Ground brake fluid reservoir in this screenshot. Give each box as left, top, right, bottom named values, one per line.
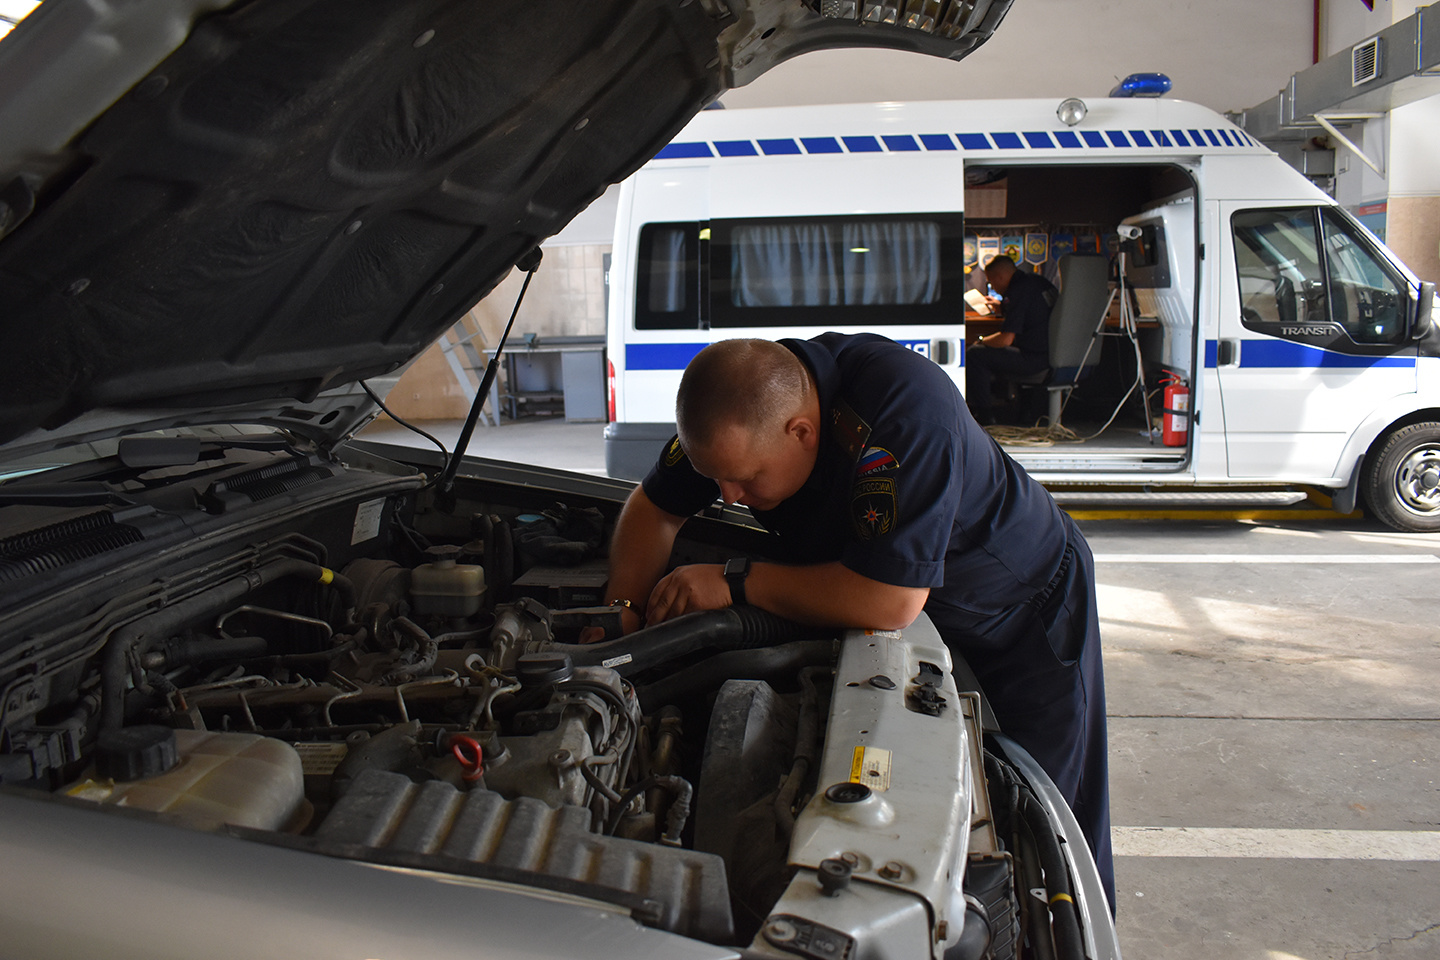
left=65, top=727, right=305, bottom=831
left=411, top=544, right=485, bottom=617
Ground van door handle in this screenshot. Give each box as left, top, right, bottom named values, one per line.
left=1217, top=339, right=1239, bottom=366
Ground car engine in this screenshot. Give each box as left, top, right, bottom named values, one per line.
left=0, top=445, right=1099, bottom=959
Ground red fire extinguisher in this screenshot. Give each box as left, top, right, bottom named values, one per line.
left=1161, top=373, right=1189, bottom=447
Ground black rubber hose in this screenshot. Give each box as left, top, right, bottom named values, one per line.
left=636, top=640, right=836, bottom=712
left=1018, top=791, right=1086, bottom=960
left=554, top=606, right=832, bottom=679
left=152, top=634, right=269, bottom=668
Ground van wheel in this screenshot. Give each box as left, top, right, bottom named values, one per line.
left=1363, top=422, right=1440, bottom=532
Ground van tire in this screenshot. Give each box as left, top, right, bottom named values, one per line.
left=1363, top=422, right=1440, bottom=532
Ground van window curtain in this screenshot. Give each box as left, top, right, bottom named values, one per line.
left=730, top=220, right=940, bottom=307
left=647, top=226, right=688, bottom=313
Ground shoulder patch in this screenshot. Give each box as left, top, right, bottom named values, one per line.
left=852, top=476, right=897, bottom=540
left=857, top=446, right=899, bottom=476
left=830, top=399, right=872, bottom=462
left=663, top=436, right=686, bottom=467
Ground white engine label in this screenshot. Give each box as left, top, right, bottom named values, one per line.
left=351, top=498, right=385, bottom=545
left=602, top=653, right=633, bottom=669
left=294, top=741, right=349, bottom=775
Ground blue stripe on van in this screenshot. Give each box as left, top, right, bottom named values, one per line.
left=883, top=134, right=921, bottom=151
left=650, top=125, right=1263, bottom=160
left=1205, top=339, right=1218, bottom=368
left=1239, top=340, right=1416, bottom=369
left=714, top=140, right=757, bottom=157
left=654, top=141, right=713, bottom=159
left=758, top=138, right=801, bottom=155
left=627, top=343, right=708, bottom=371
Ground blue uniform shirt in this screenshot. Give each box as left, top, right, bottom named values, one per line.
left=999, top=269, right=1057, bottom=359
left=642, top=333, right=1070, bottom=619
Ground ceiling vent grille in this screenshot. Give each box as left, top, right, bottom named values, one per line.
left=1352, top=37, right=1381, bottom=87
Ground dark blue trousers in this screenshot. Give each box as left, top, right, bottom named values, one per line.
left=965, top=345, right=1049, bottom=413
left=930, top=519, right=1114, bottom=912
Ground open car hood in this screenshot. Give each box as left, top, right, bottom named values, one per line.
left=0, top=0, right=1011, bottom=463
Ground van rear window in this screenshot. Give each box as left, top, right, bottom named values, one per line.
left=709, top=213, right=966, bottom=328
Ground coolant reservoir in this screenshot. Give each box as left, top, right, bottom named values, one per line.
left=65, top=727, right=305, bottom=831
left=411, top=544, right=485, bottom=617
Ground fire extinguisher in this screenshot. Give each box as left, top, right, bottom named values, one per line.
left=1160, top=373, right=1189, bottom=447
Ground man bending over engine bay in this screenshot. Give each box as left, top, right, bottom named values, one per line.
left=600, top=334, right=1113, bottom=909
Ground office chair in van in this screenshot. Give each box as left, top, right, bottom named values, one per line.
left=1009, top=254, right=1110, bottom=426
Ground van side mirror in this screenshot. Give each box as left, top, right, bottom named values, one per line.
left=1412, top=281, right=1436, bottom=341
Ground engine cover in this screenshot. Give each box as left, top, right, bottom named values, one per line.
left=317, top=769, right=734, bottom=943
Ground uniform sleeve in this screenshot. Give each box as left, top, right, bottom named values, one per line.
left=840, top=416, right=961, bottom=589
left=640, top=434, right=721, bottom=518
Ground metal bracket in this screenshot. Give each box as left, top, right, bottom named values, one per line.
left=1312, top=113, right=1386, bottom=178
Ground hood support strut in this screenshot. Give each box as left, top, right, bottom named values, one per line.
left=436, top=248, right=544, bottom=501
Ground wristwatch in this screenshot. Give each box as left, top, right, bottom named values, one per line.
left=723, top=557, right=751, bottom=606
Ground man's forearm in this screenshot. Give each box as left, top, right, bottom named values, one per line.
left=606, top=486, right=686, bottom=626
left=746, top=561, right=929, bottom=630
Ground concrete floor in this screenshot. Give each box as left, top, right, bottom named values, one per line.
left=358, top=416, right=1440, bottom=960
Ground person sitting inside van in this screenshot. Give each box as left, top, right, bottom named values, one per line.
left=966, top=255, right=1057, bottom=425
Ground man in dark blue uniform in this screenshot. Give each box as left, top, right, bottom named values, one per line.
left=601, top=333, right=1113, bottom=909
left=966, top=255, right=1057, bottom=424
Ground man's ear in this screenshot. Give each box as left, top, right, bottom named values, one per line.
left=788, top=413, right=820, bottom=452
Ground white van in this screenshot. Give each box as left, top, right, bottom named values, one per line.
left=603, top=98, right=1440, bottom=532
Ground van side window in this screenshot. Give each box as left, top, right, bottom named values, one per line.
left=709, top=214, right=965, bottom=328
left=1231, top=207, right=1405, bottom=349
left=636, top=222, right=700, bottom=330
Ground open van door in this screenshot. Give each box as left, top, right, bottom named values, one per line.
left=1214, top=200, right=1419, bottom=481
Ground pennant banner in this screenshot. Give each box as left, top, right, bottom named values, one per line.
left=978, top=236, right=1000, bottom=268
left=1001, top=234, right=1023, bottom=264
left=1024, top=232, right=1048, bottom=266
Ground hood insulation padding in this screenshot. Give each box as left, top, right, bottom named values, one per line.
left=0, top=0, right=726, bottom=445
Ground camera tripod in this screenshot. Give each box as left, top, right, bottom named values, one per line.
left=1066, top=247, right=1156, bottom=443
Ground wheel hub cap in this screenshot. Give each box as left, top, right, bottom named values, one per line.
left=1395, top=445, right=1440, bottom=514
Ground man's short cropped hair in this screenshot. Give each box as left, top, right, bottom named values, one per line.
left=676, top=339, right=810, bottom=450
left=984, top=254, right=1017, bottom=277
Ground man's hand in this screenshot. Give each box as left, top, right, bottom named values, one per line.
left=646, top=563, right=733, bottom=624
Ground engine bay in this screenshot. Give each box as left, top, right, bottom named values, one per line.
left=0, top=441, right=1095, bottom=959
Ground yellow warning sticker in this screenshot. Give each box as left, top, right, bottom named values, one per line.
left=849, top=746, right=893, bottom=792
